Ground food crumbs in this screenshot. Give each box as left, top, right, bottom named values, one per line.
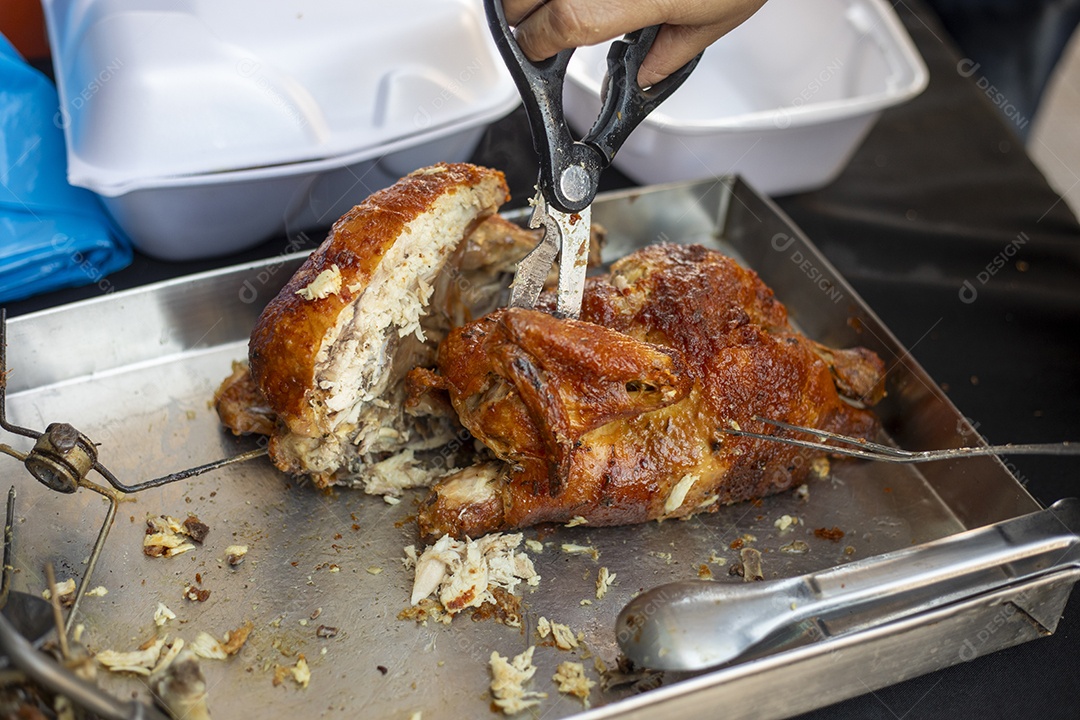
left=291, top=655, right=311, bottom=688
left=366, top=566, right=383, bottom=575
left=740, top=548, right=764, bottom=582
left=779, top=540, right=810, bottom=555
left=525, top=539, right=544, bottom=554
left=773, top=515, right=797, bottom=532
left=191, top=632, right=227, bottom=660
left=154, top=602, right=176, bottom=627
left=489, top=647, right=545, bottom=714
left=814, top=526, right=845, bottom=542
left=553, top=661, right=595, bottom=705
left=595, top=567, right=616, bottom=600
left=184, top=585, right=210, bottom=603
left=561, top=543, right=599, bottom=560
left=221, top=621, right=253, bottom=655
left=565, top=516, right=588, bottom=528
left=550, top=621, right=578, bottom=650
left=225, top=544, right=249, bottom=567
left=43, top=578, right=76, bottom=605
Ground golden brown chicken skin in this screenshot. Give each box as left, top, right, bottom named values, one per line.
left=415, top=243, right=883, bottom=540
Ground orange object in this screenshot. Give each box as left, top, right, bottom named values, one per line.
left=1, top=0, right=50, bottom=61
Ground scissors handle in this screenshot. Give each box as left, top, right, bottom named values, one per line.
left=484, top=0, right=701, bottom=213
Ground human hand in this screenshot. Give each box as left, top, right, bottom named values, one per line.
left=502, top=0, right=768, bottom=87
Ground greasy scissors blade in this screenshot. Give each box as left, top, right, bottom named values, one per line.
left=508, top=191, right=591, bottom=319
left=553, top=204, right=590, bottom=318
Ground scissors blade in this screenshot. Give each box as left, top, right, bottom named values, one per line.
left=509, top=191, right=561, bottom=310
left=507, top=192, right=592, bottom=320
left=554, top=204, right=590, bottom=319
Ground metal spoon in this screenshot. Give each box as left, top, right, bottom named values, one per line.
left=0, top=590, right=55, bottom=657
left=617, top=498, right=1080, bottom=671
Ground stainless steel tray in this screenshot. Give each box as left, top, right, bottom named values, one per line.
left=3, top=177, right=1071, bottom=719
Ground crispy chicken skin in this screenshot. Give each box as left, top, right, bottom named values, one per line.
left=415, top=244, right=883, bottom=540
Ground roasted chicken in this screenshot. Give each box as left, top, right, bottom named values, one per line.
left=412, top=243, right=884, bottom=540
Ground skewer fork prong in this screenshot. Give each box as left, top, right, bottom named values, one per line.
left=718, top=416, right=1080, bottom=464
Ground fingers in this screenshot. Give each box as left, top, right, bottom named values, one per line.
left=502, top=0, right=768, bottom=85
left=512, top=1, right=669, bottom=63
left=502, top=0, right=546, bottom=26
left=638, top=24, right=720, bottom=88
left=638, top=10, right=756, bottom=86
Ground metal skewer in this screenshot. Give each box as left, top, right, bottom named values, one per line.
left=0, top=309, right=266, bottom=636
left=719, top=415, right=1080, bottom=463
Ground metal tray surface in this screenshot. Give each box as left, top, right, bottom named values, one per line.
left=1, top=178, right=1064, bottom=719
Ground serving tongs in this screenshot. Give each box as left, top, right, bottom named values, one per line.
left=619, top=498, right=1080, bottom=672
left=615, top=416, right=1080, bottom=670
left=484, top=0, right=701, bottom=318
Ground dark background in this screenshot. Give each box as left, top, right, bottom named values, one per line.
left=6, top=0, right=1080, bottom=718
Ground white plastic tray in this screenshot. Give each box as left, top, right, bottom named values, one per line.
left=42, top=0, right=520, bottom=260
left=564, top=0, right=928, bottom=195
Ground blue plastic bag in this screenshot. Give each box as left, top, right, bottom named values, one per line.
left=0, top=33, right=131, bottom=303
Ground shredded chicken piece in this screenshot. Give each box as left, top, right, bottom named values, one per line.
left=553, top=661, right=595, bottom=705
left=561, top=543, right=599, bottom=560
left=596, top=567, right=616, bottom=600
left=409, top=533, right=538, bottom=614
left=489, top=647, right=545, bottom=715
left=42, top=578, right=76, bottom=603
left=155, top=602, right=177, bottom=627
left=151, top=639, right=185, bottom=676
left=144, top=514, right=208, bottom=558
left=537, top=617, right=578, bottom=650
left=296, top=264, right=342, bottom=301
left=96, top=637, right=167, bottom=676
left=190, top=632, right=227, bottom=661
left=291, top=655, right=311, bottom=689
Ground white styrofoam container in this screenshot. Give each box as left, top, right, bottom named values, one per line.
left=42, top=0, right=519, bottom=260
left=564, top=0, right=928, bottom=196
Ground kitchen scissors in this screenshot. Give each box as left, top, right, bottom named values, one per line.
left=484, top=0, right=702, bottom=318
